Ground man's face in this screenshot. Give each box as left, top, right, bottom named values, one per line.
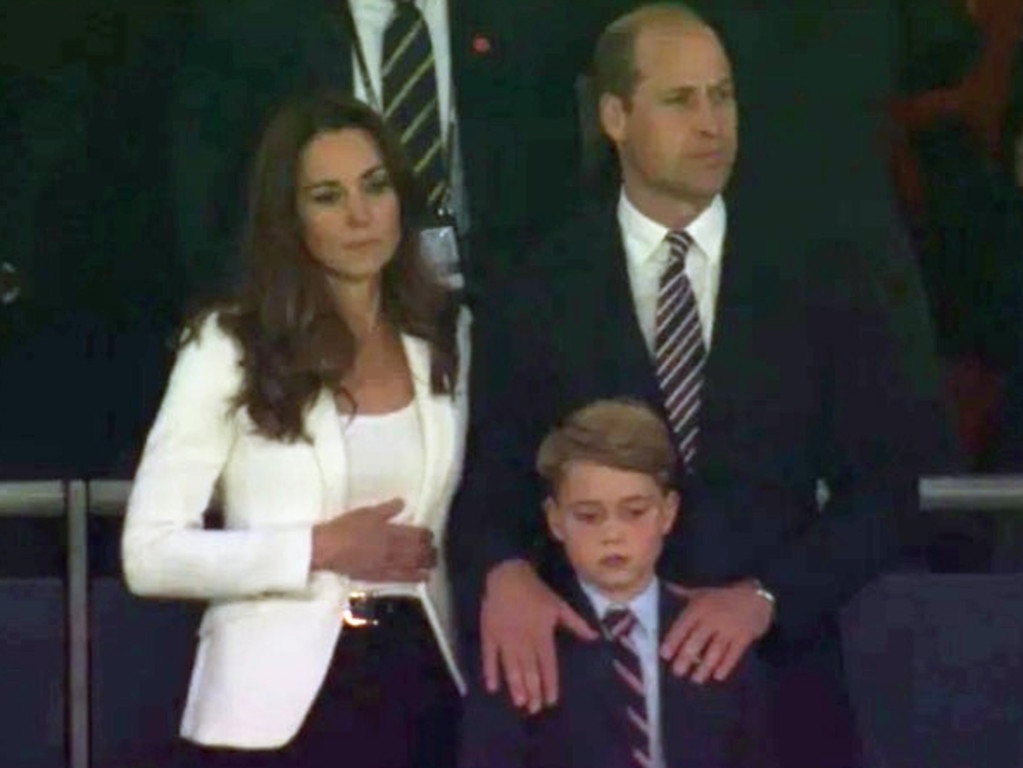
left=601, top=21, right=738, bottom=223
left=546, top=460, right=678, bottom=603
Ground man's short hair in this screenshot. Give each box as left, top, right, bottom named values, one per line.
left=592, top=2, right=708, bottom=104
left=536, top=399, right=676, bottom=493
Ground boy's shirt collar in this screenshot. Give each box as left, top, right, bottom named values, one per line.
left=579, top=576, right=659, bottom=638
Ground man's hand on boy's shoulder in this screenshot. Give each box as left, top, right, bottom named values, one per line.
left=481, top=559, right=600, bottom=714
left=659, top=579, right=775, bottom=686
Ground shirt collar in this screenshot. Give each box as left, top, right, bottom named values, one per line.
left=618, top=189, right=727, bottom=268
left=580, top=576, right=659, bottom=638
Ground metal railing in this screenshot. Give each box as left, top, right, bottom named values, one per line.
left=0, top=480, right=87, bottom=768
left=1, top=474, right=1022, bottom=768
left=919, top=475, right=1023, bottom=510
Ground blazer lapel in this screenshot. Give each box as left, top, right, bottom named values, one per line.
left=303, top=333, right=450, bottom=525
left=402, top=333, right=449, bottom=525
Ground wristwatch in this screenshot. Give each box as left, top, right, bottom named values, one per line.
left=751, top=579, right=776, bottom=607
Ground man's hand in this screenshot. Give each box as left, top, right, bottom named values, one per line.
left=660, top=579, right=774, bottom=685
left=481, top=559, right=599, bottom=712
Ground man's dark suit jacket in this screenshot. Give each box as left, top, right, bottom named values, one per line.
left=169, top=0, right=616, bottom=300
left=447, top=196, right=948, bottom=652
left=459, top=579, right=774, bottom=768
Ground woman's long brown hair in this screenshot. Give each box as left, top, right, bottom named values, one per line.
left=185, top=93, right=458, bottom=441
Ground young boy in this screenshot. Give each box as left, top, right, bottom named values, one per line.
left=459, top=399, right=773, bottom=768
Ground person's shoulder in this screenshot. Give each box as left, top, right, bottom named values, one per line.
left=521, top=199, right=620, bottom=273
left=178, top=304, right=245, bottom=360
left=480, top=199, right=620, bottom=312
left=798, top=235, right=902, bottom=313
left=658, top=580, right=690, bottom=617
left=180, top=0, right=321, bottom=73
left=156, top=306, right=247, bottom=406
left=189, top=0, right=300, bottom=32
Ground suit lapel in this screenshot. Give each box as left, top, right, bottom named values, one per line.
left=558, top=575, right=603, bottom=630
left=696, top=212, right=738, bottom=476
left=448, top=0, right=469, bottom=77
left=556, top=579, right=634, bottom=768
left=659, top=583, right=696, bottom=768
left=310, top=0, right=356, bottom=92
left=658, top=583, right=742, bottom=768
left=557, top=206, right=661, bottom=408
left=687, top=201, right=763, bottom=480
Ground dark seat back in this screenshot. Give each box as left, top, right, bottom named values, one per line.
left=0, top=578, right=66, bottom=768
left=90, top=579, right=200, bottom=768
left=842, top=574, right=1023, bottom=768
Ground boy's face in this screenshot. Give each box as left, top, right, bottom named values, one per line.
left=545, top=460, right=679, bottom=604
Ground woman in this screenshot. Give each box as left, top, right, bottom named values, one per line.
left=122, top=93, right=469, bottom=768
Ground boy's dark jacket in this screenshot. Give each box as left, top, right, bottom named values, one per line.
left=459, top=578, right=776, bottom=768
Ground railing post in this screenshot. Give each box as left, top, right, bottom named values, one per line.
left=67, top=480, right=89, bottom=768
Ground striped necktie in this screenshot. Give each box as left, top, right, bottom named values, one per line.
left=382, top=0, right=447, bottom=209
left=655, top=230, right=706, bottom=468
left=603, top=609, right=653, bottom=768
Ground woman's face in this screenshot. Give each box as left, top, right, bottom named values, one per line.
left=296, top=128, right=402, bottom=282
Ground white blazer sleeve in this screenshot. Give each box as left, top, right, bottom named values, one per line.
left=122, top=316, right=312, bottom=599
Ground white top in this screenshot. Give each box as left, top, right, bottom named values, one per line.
left=619, top=191, right=727, bottom=354
left=348, top=0, right=468, bottom=229
left=581, top=577, right=665, bottom=768
left=342, top=400, right=426, bottom=597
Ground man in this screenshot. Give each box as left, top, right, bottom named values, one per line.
left=448, top=4, right=946, bottom=765
left=168, top=0, right=616, bottom=302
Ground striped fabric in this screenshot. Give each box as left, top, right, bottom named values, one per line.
left=382, top=0, right=447, bottom=208
left=654, top=230, right=706, bottom=468
left=603, top=609, right=653, bottom=768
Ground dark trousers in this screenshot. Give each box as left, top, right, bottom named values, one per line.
left=180, top=599, right=460, bottom=768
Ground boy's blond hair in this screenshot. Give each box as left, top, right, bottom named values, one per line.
left=536, top=399, right=675, bottom=493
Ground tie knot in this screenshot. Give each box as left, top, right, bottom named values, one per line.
left=390, top=0, right=421, bottom=22
left=602, top=608, right=636, bottom=640
left=666, top=230, right=693, bottom=262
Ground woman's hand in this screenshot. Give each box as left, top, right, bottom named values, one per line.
left=311, top=498, right=437, bottom=582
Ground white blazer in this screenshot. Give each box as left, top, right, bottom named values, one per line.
left=122, top=310, right=470, bottom=749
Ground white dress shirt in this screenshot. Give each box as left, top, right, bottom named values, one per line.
left=581, top=577, right=665, bottom=768
left=347, top=0, right=468, bottom=228
left=619, top=191, right=727, bottom=355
